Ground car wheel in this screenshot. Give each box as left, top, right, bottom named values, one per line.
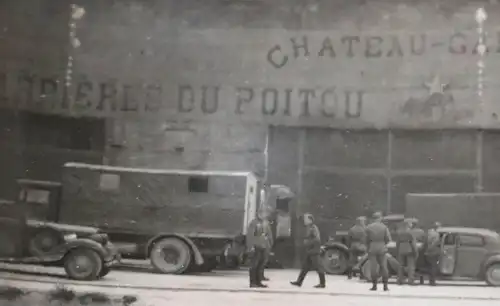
left=322, top=248, right=348, bottom=275
left=64, top=248, right=103, bottom=281
left=150, top=238, right=191, bottom=274
left=98, top=266, right=111, bottom=278
left=485, top=262, right=500, bottom=286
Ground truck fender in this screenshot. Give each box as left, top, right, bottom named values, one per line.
left=480, top=253, right=500, bottom=276
left=62, top=238, right=109, bottom=259
left=322, top=242, right=349, bottom=253
left=146, top=234, right=204, bottom=265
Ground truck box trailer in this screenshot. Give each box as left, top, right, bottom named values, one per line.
left=14, top=162, right=263, bottom=274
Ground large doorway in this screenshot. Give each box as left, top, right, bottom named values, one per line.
left=0, top=110, right=106, bottom=199
left=267, top=126, right=490, bottom=266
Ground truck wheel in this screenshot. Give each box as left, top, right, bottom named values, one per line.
left=485, top=262, right=500, bottom=286
left=98, top=266, right=111, bottom=278
left=322, top=248, right=348, bottom=275
left=150, top=238, right=191, bottom=274
left=64, top=248, right=103, bottom=281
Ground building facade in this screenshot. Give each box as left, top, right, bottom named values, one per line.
left=2, top=0, right=500, bottom=247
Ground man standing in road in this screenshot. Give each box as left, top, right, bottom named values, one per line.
left=424, top=222, right=442, bottom=286
left=346, top=216, right=367, bottom=279
left=290, top=213, right=326, bottom=288
left=259, top=217, right=273, bottom=282
left=366, top=211, right=392, bottom=291
left=247, top=207, right=273, bottom=288
left=396, top=219, right=418, bottom=285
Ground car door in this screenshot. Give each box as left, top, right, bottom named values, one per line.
left=439, top=233, right=457, bottom=276
left=0, top=205, right=26, bottom=258
left=454, top=234, right=488, bottom=278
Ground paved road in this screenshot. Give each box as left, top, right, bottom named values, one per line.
left=1, top=262, right=500, bottom=306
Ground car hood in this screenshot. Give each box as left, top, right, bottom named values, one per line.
left=27, top=219, right=100, bottom=235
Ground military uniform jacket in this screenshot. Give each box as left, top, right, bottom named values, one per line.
left=396, top=228, right=417, bottom=255
left=348, top=225, right=367, bottom=252
left=246, top=218, right=273, bottom=250
left=424, top=229, right=441, bottom=256
left=411, top=227, right=426, bottom=243
left=303, top=224, right=322, bottom=255
left=366, top=222, right=392, bottom=255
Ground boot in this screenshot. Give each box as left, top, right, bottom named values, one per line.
left=383, top=280, right=389, bottom=292
left=290, top=281, right=302, bottom=287
left=250, top=283, right=268, bottom=288
left=370, top=281, right=377, bottom=291
left=346, top=268, right=353, bottom=280
left=315, top=273, right=326, bottom=288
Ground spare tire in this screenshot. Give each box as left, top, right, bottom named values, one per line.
left=28, top=227, right=64, bottom=257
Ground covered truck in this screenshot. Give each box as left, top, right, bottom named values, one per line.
left=405, top=193, right=500, bottom=232
left=55, top=162, right=264, bottom=274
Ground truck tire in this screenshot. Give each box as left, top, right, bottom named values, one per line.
left=485, top=262, right=500, bottom=286
left=98, top=266, right=111, bottom=278
left=150, top=238, right=191, bottom=274
left=64, top=248, right=103, bottom=281
left=322, top=247, right=348, bottom=275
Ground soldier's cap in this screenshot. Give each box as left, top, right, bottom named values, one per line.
left=372, top=211, right=383, bottom=219
left=356, top=216, right=366, bottom=221
left=434, top=222, right=442, bottom=228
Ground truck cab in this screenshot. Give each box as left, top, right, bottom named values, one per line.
left=13, top=179, right=63, bottom=222
left=0, top=179, right=120, bottom=281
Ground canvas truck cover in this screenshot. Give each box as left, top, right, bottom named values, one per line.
left=59, top=163, right=259, bottom=238
left=406, top=193, right=500, bottom=232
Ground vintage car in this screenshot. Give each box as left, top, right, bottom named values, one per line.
left=0, top=203, right=120, bottom=281
left=358, top=227, right=500, bottom=286
left=321, top=214, right=407, bottom=275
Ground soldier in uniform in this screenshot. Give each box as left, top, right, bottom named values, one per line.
left=396, top=219, right=418, bottom=285
left=346, top=216, right=367, bottom=279
left=290, top=213, right=326, bottom=288
left=424, top=222, right=442, bottom=286
left=259, top=218, right=273, bottom=281
left=366, top=211, right=392, bottom=291
left=410, top=219, right=426, bottom=244
left=247, top=207, right=273, bottom=288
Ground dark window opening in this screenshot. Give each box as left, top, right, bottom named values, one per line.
left=443, top=233, right=456, bottom=245
left=276, top=198, right=290, bottom=213
left=20, top=111, right=105, bottom=151
left=188, top=176, right=209, bottom=193
left=459, top=235, right=484, bottom=247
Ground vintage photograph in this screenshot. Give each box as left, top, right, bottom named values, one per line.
left=1, top=0, right=500, bottom=305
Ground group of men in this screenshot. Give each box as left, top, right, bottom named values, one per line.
left=246, top=208, right=442, bottom=291
left=247, top=208, right=325, bottom=288
left=346, top=212, right=442, bottom=291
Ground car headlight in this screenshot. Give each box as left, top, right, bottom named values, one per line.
left=64, top=233, right=77, bottom=241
